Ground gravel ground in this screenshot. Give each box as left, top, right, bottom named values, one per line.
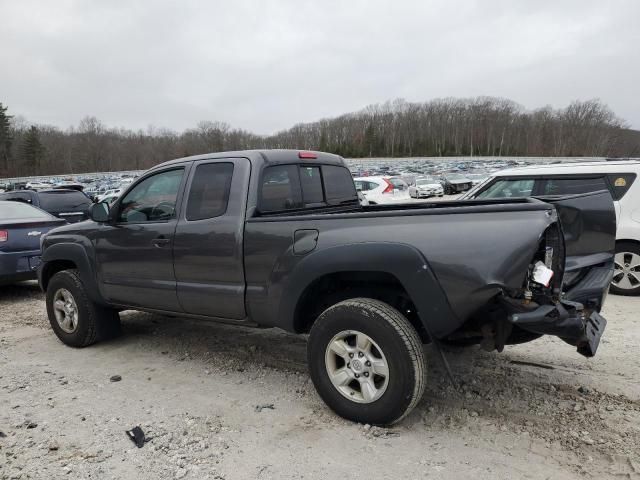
left=1, top=282, right=639, bottom=479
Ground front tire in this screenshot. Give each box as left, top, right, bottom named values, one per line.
left=308, top=298, right=426, bottom=425
left=611, top=242, right=640, bottom=296
left=46, top=269, right=121, bottom=347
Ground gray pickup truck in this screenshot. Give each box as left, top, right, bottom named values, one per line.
left=39, top=150, right=616, bottom=424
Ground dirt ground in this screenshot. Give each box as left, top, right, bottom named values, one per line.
left=1, top=282, right=639, bottom=480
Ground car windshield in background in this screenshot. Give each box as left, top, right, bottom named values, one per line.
left=416, top=178, right=437, bottom=185
left=38, top=191, right=92, bottom=211
left=0, top=200, right=50, bottom=219
left=446, top=174, right=466, bottom=180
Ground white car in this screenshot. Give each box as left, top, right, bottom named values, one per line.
left=96, top=188, right=123, bottom=203
left=354, top=176, right=411, bottom=204
left=463, top=160, right=640, bottom=296
left=409, top=176, right=444, bottom=198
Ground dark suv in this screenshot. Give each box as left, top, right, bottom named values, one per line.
left=0, top=189, right=92, bottom=223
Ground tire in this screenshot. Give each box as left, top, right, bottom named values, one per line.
left=46, top=269, right=121, bottom=347
left=611, top=242, right=640, bottom=296
left=308, top=298, right=426, bottom=425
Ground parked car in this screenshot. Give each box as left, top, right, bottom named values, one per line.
left=39, top=150, right=614, bottom=425
left=466, top=172, right=489, bottom=186
left=0, top=201, right=65, bottom=284
left=409, top=176, right=444, bottom=198
left=440, top=173, right=472, bottom=194
left=25, top=181, right=52, bottom=190
left=354, top=176, right=411, bottom=204
left=462, top=160, right=640, bottom=296
left=96, top=188, right=123, bottom=203
left=99, top=194, right=120, bottom=206
left=0, top=189, right=93, bottom=223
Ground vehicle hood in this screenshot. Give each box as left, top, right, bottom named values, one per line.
left=447, top=178, right=471, bottom=184
left=416, top=183, right=442, bottom=189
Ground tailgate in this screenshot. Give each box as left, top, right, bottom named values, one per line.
left=535, top=189, right=616, bottom=309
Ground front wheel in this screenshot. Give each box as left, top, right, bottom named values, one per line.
left=308, top=298, right=426, bottom=425
left=46, top=269, right=121, bottom=347
left=611, top=242, right=640, bottom=296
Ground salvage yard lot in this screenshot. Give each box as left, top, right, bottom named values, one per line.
left=1, top=283, right=639, bottom=479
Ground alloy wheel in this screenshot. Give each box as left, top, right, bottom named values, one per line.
left=613, top=251, right=640, bottom=291
left=53, top=288, right=79, bottom=333
left=324, top=330, right=389, bottom=404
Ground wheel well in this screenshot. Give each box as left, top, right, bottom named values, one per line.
left=293, top=271, right=429, bottom=342
left=41, top=260, right=77, bottom=291
left=616, top=239, right=640, bottom=249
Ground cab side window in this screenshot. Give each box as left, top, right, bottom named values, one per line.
left=186, top=163, right=234, bottom=221
left=117, top=169, right=184, bottom=223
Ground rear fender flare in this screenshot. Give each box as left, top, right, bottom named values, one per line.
left=278, top=242, right=458, bottom=338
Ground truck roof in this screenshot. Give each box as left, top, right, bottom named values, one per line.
left=149, top=149, right=347, bottom=172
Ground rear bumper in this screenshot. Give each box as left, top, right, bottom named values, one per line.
left=0, top=249, right=41, bottom=284
left=508, top=301, right=607, bottom=357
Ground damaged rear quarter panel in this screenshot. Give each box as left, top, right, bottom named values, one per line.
left=245, top=204, right=558, bottom=339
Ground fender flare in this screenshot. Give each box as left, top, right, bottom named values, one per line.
left=276, top=242, right=458, bottom=339
left=40, top=243, right=103, bottom=303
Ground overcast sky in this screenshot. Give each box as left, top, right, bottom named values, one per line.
left=1, top=0, right=639, bottom=134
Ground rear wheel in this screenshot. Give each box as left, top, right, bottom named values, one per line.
left=611, top=242, right=640, bottom=296
left=308, top=298, right=426, bottom=425
left=46, top=269, right=121, bottom=347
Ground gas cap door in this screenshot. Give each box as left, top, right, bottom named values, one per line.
left=293, top=229, right=319, bottom=255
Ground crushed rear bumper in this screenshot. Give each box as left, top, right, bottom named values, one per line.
left=508, top=300, right=607, bottom=357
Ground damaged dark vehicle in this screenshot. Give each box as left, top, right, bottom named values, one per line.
left=38, top=150, right=616, bottom=425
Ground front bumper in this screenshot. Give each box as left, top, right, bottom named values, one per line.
left=508, top=300, right=607, bottom=357
left=415, top=189, right=443, bottom=197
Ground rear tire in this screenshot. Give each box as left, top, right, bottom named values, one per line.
left=308, top=298, right=426, bottom=425
left=611, top=242, right=640, bottom=296
left=46, top=269, right=121, bottom=347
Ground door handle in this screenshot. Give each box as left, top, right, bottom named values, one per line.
left=152, top=236, right=171, bottom=247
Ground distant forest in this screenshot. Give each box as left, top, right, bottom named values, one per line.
left=1, top=97, right=639, bottom=178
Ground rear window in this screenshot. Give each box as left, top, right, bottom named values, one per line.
left=38, top=191, right=91, bottom=211
left=606, top=173, right=637, bottom=200
left=323, top=166, right=358, bottom=203
left=355, top=180, right=380, bottom=192
left=259, top=165, right=303, bottom=212
left=0, top=200, right=50, bottom=219
left=259, top=163, right=358, bottom=213
left=541, top=177, right=608, bottom=196
left=300, top=166, right=324, bottom=204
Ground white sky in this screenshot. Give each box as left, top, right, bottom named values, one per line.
left=1, top=0, right=638, bottom=133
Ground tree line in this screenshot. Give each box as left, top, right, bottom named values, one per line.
left=0, top=97, right=638, bottom=178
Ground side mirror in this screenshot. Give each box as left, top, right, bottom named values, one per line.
left=89, top=202, right=110, bottom=223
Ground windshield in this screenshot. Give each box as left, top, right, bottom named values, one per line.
left=416, top=178, right=437, bottom=185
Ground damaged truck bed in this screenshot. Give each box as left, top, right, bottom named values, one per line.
left=38, top=150, right=616, bottom=425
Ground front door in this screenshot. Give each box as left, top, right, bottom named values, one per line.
left=95, top=167, right=187, bottom=311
